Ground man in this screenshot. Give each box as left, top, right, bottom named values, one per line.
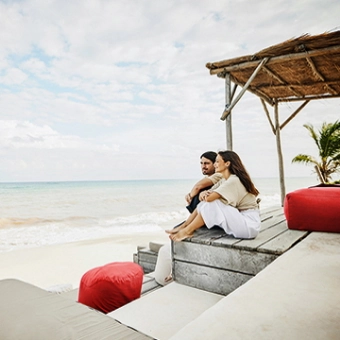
left=185, top=151, right=222, bottom=213
left=154, top=151, right=222, bottom=286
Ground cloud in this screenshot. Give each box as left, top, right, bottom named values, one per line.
left=0, top=120, right=112, bottom=150
left=0, top=0, right=339, bottom=182
left=0, top=67, right=28, bottom=85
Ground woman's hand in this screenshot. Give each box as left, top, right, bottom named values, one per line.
left=199, top=190, right=221, bottom=202
left=199, top=190, right=211, bottom=201
left=185, top=193, right=192, bottom=204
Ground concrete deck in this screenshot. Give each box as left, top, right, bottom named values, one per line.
left=169, top=232, right=340, bottom=339
left=108, top=281, right=223, bottom=340
left=0, top=279, right=153, bottom=340
left=1, top=231, right=338, bottom=339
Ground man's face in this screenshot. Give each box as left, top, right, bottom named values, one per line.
left=200, top=157, right=215, bottom=176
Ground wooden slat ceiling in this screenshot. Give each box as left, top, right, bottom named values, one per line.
left=206, top=30, right=340, bottom=105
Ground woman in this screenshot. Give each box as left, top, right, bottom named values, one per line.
left=167, top=150, right=260, bottom=241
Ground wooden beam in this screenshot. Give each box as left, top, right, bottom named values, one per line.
left=261, top=66, right=303, bottom=97
left=227, top=75, right=274, bottom=105
left=231, top=83, right=238, bottom=101
left=306, top=56, right=325, bottom=81
left=324, top=85, right=338, bottom=95
left=263, top=67, right=302, bottom=97
left=261, top=99, right=276, bottom=135
left=262, top=65, right=286, bottom=84
left=209, top=45, right=340, bottom=75
left=280, top=100, right=310, bottom=130
left=221, top=58, right=269, bottom=120
left=255, top=79, right=340, bottom=89
left=277, top=93, right=340, bottom=102
left=305, top=56, right=338, bottom=95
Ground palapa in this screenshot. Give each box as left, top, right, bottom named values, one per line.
left=206, top=30, right=340, bottom=105
left=206, top=30, right=340, bottom=205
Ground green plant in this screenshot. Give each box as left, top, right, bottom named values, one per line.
left=292, top=121, right=340, bottom=183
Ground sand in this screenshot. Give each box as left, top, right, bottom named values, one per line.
left=0, top=230, right=170, bottom=289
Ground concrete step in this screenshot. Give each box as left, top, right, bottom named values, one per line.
left=169, top=232, right=340, bottom=339
left=107, top=281, right=223, bottom=340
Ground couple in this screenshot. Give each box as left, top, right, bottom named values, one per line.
left=167, top=150, right=261, bottom=241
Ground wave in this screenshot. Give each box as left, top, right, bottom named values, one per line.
left=258, top=193, right=281, bottom=209
left=0, top=216, right=97, bottom=230
left=0, top=209, right=189, bottom=253
left=0, top=217, right=52, bottom=229
left=0, top=192, right=282, bottom=253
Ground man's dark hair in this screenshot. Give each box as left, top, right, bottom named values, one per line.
left=200, top=151, right=217, bottom=163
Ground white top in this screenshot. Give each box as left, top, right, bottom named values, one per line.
left=212, top=174, right=258, bottom=210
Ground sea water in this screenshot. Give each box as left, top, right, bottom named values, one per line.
left=0, top=177, right=318, bottom=252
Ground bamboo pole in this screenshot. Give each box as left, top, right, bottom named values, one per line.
left=220, top=76, right=274, bottom=106
left=208, top=45, right=340, bottom=75
left=221, top=58, right=269, bottom=120
left=277, top=93, right=340, bottom=102
left=225, top=73, right=233, bottom=150
left=256, top=79, right=340, bottom=89
left=274, top=101, right=286, bottom=206
left=280, top=100, right=310, bottom=130
left=261, top=66, right=303, bottom=97
left=260, top=99, right=276, bottom=134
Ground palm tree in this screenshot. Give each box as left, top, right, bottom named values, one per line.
left=292, top=121, right=340, bottom=183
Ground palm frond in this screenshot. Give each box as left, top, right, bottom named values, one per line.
left=303, top=123, right=320, bottom=150
left=319, top=121, right=340, bottom=158
left=292, top=154, right=318, bottom=165
left=293, top=121, right=340, bottom=182
left=332, top=154, right=340, bottom=162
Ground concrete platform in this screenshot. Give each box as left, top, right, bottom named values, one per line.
left=172, top=206, right=309, bottom=295
left=169, top=232, right=340, bottom=340
left=108, top=281, right=223, bottom=340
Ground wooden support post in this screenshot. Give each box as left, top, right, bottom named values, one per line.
left=221, top=57, right=269, bottom=120
left=274, top=101, right=286, bottom=206
left=225, top=73, right=233, bottom=150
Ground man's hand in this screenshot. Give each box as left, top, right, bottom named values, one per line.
left=185, top=193, right=192, bottom=204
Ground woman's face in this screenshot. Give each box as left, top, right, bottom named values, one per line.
left=214, top=154, right=226, bottom=173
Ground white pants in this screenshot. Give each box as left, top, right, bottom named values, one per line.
left=154, top=243, right=172, bottom=286
left=197, top=200, right=260, bottom=239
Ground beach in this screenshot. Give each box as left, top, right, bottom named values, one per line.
left=0, top=230, right=170, bottom=289
left=0, top=177, right=318, bottom=289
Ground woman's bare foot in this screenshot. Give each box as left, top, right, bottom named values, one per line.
left=165, top=228, right=179, bottom=234
left=169, top=229, right=193, bottom=242
left=165, top=222, right=186, bottom=234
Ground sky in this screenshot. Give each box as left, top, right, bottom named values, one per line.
left=1, top=0, right=339, bottom=182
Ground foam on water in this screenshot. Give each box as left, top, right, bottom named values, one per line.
left=0, top=177, right=318, bottom=252
left=0, top=209, right=189, bottom=252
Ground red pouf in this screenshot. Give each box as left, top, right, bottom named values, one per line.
left=284, top=186, right=340, bottom=233
left=78, top=262, right=144, bottom=314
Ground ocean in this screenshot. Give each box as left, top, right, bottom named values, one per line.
left=0, top=177, right=318, bottom=252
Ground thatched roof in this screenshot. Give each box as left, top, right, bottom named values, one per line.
left=206, top=30, right=340, bottom=105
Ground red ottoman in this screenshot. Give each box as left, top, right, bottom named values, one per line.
left=78, top=262, right=143, bottom=313
left=284, top=186, right=340, bottom=232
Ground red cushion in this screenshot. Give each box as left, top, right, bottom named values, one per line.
left=78, top=262, right=143, bottom=313
left=284, top=187, right=340, bottom=232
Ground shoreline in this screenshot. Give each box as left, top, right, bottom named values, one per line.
left=0, top=230, right=170, bottom=289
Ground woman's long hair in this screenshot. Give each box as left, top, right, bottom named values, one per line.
left=218, top=151, right=259, bottom=196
